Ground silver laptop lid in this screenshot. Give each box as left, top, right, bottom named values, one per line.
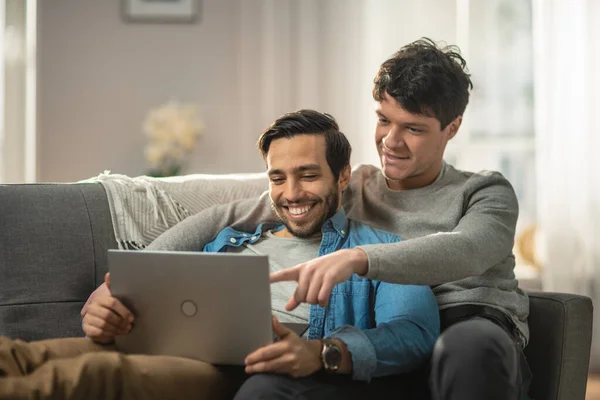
left=108, top=250, right=273, bottom=365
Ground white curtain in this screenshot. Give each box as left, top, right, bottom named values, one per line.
left=533, top=0, right=600, bottom=368
left=0, top=0, right=36, bottom=183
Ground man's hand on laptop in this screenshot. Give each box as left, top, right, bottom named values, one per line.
left=244, top=316, right=322, bottom=378
left=270, top=248, right=369, bottom=311
left=82, top=273, right=135, bottom=344
left=80, top=282, right=110, bottom=317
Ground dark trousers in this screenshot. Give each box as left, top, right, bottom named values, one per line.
left=234, top=368, right=429, bottom=400
left=234, top=318, right=531, bottom=400
left=430, top=317, right=531, bottom=400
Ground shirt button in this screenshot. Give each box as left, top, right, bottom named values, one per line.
left=251, top=236, right=257, bottom=240
left=242, top=234, right=248, bottom=237
left=340, top=230, right=345, bottom=235
left=230, top=238, right=237, bottom=244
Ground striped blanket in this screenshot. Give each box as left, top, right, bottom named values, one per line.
left=82, top=171, right=268, bottom=249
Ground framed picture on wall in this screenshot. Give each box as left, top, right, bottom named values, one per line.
left=123, top=0, right=199, bottom=23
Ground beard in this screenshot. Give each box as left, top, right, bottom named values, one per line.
left=271, top=188, right=339, bottom=238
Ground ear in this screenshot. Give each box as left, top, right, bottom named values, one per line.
left=446, top=116, right=462, bottom=140
left=337, top=165, right=351, bottom=191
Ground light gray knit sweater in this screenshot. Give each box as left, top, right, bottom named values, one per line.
left=148, top=162, right=529, bottom=343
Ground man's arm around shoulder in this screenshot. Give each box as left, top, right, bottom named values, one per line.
left=148, top=191, right=273, bottom=251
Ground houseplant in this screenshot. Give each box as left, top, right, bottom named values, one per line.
left=144, top=101, right=204, bottom=177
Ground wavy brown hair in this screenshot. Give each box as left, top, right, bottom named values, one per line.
left=373, top=38, right=473, bottom=130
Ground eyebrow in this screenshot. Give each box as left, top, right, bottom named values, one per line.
left=375, top=110, right=387, bottom=118
left=267, top=164, right=321, bottom=176
left=375, top=110, right=430, bottom=128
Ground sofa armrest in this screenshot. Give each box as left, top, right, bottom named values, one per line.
left=525, top=291, right=593, bottom=400
left=0, top=183, right=117, bottom=340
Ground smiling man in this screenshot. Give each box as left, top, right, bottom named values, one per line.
left=375, top=92, right=454, bottom=190
left=141, top=38, right=531, bottom=400
left=201, top=110, right=439, bottom=399
left=266, top=146, right=339, bottom=240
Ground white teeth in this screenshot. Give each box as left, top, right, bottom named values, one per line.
left=289, top=205, right=312, bottom=215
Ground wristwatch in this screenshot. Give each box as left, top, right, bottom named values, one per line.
left=320, top=339, right=343, bottom=372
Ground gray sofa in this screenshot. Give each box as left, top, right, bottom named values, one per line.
left=0, top=182, right=593, bottom=400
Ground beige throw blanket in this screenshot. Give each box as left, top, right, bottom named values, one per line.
left=82, top=171, right=268, bottom=249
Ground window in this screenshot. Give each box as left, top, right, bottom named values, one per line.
left=449, top=0, right=535, bottom=228
left=0, top=2, right=5, bottom=183
left=448, top=0, right=536, bottom=276
left=0, top=0, right=36, bottom=184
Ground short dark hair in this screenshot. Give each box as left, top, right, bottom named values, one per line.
left=373, top=37, right=473, bottom=130
left=257, top=109, right=351, bottom=180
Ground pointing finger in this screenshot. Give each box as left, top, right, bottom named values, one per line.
left=270, top=267, right=300, bottom=284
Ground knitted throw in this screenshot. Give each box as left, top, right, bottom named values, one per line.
left=82, top=171, right=268, bottom=249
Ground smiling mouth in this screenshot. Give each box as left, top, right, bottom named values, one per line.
left=283, top=204, right=315, bottom=220
left=383, top=150, right=409, bottom=160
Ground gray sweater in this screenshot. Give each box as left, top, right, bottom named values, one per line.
left=148, top=162, right=529, bottom=343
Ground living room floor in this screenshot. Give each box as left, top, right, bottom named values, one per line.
left=588, top=374, right=600, bottom=399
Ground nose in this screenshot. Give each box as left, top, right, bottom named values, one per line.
left=382, top=126, right=404, bottom=150
left=283, top=179, right=303, bottom=202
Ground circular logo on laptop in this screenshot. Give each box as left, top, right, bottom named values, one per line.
left=181, top=300, right=197, bottom=317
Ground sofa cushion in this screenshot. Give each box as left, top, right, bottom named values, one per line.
left=0, top=303, right=87, bottom=340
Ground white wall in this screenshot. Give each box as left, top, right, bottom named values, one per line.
left=37, top=0, right=458, bottom=182
left=38, top=0, right=254, bottom=181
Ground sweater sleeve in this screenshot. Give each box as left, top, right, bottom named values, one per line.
left=147, top=191, right=274, bottom=251
left=359, top=173, right=519, bottom=285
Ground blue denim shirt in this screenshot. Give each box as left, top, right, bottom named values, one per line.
left=204, top=209, right=440, bottom=381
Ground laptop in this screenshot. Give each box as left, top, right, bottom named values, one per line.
left=108, top=249, right=305, bottom=366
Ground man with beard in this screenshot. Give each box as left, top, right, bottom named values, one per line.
left=126, top=38, right=532, bottom=400
left=204, top=109, right=439, bottom=398
left=0, top=110, right=439, bottom=400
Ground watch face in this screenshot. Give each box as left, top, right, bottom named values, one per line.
left=324, top=343, right=343, bottom=369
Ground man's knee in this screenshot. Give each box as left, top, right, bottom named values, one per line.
left=433, top=318, right=518, bottom=376
left=76, top=351, right=124, bottom=378
left=437, top=318, right=514, bottom=354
